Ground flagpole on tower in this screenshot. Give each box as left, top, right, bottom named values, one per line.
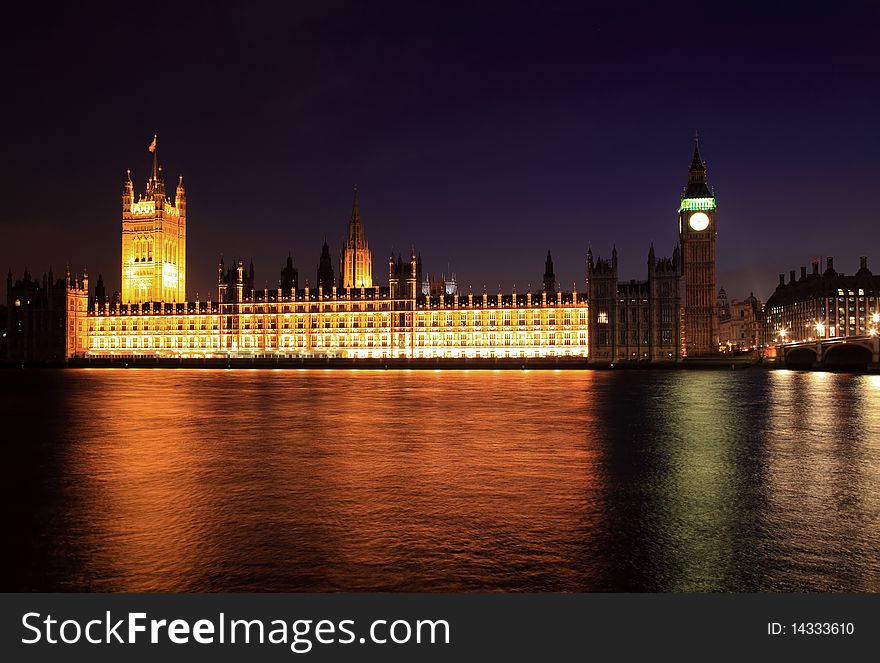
left=149, top=134, right=158, bottom=181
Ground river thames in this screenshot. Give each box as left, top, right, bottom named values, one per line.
left=5, top=368, right=880, bottom=592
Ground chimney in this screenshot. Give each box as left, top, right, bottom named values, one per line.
left=800, top=266, right=807, bottom=280
left=789, top=270, right=796, bottom=284
left=779, top=274, right=785, bottom=287
left=826, top=257, right=834, bottom=270
left=812, top=260, right=819, bottom=276
left=860, top=256, right=867, bottom=270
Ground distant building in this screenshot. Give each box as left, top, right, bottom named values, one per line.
left=719, top=292, right=763, bottom=351
left=4, top=267, right=88, bottom=362
left=717, top=287, right=729, bottom=320
left=764, top=256, right=880, bottom=344
left=586, top=244, right=682, bottom=363
left=422, top=271, right=458, bottom=296
left=443, top=274, right=458, bottom=295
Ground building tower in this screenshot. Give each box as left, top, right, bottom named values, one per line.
left=121, top=135, right=186, bottom=303
left=340, top=186, right=373, bottom=289
left=389, top=252, right=420, bottom=300
left=543, top=250, right=556, bottom=292
left=317, top=239, right=334, bottom=291
left=678, top=134, right=718, bottom=355
left=586, top=246, right=618, bottom=362
left=280, top=253, right=298, bottom=298
left=94, top=274, right=107, bottom=310
left=647, top=243, right=683, bottom=361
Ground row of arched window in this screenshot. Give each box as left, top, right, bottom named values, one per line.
left=133, top=237, right=179, bottom=263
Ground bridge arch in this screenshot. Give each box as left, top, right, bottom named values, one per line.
left=823, top=343, right=872, bottom=372
left=784, top=346, right=817, bottom=369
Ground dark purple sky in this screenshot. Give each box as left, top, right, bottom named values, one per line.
left=3, top=1, right=879, bottom=302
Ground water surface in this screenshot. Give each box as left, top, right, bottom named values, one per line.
left=5, top=368, right=880, bottom=591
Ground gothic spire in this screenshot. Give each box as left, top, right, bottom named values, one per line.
left=543, top=250, right=555, bottom=292
left=123, top=168, right=133, bottom=202
left=685, top=132, right=712, bottom=198
left=690, top=130, right=705, bottom=172
left=347, top=185, right=365, bottom=247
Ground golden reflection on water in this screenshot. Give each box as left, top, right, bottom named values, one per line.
left=8, top=368, right=880, bottom=591
left=58, top=370, right=610, bottom=591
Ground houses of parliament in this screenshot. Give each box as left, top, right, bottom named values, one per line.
left=4, top=138, right=721, bottom=363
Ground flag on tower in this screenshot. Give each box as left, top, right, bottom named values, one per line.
left=148, top=135, right=157, bottom=153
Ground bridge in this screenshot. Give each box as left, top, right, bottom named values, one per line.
left=776, top=335, right=880, bottom=371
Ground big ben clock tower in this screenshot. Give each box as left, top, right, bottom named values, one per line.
left=678, top=135, right=718, bottom=356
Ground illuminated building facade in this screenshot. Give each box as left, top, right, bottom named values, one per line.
left=121, top=141, right=186, bottom=304
left=80, top=149, right=589, bottom=360
left=586, top=245, right=682, bottom=362
left=764, top=256, right=880, bottom=344
left=679, top=137, right=719, bottom=355
left=84, top=263, right=588, bottom=359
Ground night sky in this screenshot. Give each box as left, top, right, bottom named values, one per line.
left=3, top=1, right=879, bottom=302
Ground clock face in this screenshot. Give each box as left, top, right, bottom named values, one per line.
left=689, top=212, right=710, bottom=231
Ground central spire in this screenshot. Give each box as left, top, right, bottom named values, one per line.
left=347, top=185, right=365, bottom=247
left=341, top=185, right=372, bottom=288
left=351, top=184, right=360, bottom=220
